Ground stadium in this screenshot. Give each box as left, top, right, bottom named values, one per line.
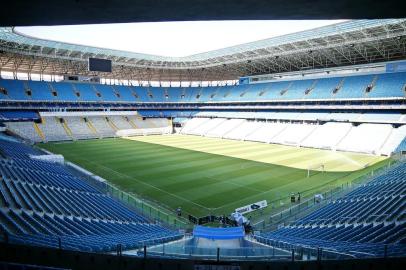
left=0, top=2, right=406, bottom=269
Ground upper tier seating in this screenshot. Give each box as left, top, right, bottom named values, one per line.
left=0, top=139, right=181, bottom=252
left=50, top=82, right=78, bottom=101
left=255, top=162, right=406, bottom=257
left=0, top=71, right=405, bottom=103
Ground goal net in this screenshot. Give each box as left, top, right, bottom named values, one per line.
left=307, top=164, right=325, bottom=178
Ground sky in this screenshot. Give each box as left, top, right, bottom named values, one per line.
left=16, top=20, right=346, bottom=57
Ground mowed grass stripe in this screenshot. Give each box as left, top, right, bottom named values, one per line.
left=40, top=136, right=388, bottom=217
left=57, top=149, right=212, bottom=211
left=43, top=139, right=264, bottom=210
left=128, top=135, right=385, bottom=172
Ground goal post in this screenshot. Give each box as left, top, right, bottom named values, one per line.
left=307, top=164, right=325, bottom=178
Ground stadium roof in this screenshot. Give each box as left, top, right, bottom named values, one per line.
left=0, top=19, right=406, bottom=81
left=1, top=0, right=405, bottom=26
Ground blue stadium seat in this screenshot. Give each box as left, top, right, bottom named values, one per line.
left=0, top=71, right=404, bottom=103
left=25, top=81, right=55, bottom=101
left=0, top=111, right=39, bottom=121
left=370, top=72, right=406, bottom=98
left=94, top=84, right=120, bottom=101
left=334, top=74, right=374, bottom=99
left=0, top=138, right=182, bottom=252
left=0, top=79, right=28, bottom=100
left=255, top=162, right=406, bottom=257
left=74, top=83, right=101, bottom=101
left=50, top=82, right=78, bottom=101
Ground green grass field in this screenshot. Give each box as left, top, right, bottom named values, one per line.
left=40, top=135, right=389, bottom=218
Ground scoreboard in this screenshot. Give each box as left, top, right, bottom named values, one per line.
left=88, top=58, right=112, bottom=72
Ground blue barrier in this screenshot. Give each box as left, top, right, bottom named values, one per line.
left=193, top=226, right=244, bottom=240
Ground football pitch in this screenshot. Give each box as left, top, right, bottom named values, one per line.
left=40, top=135, right=389, bottom=218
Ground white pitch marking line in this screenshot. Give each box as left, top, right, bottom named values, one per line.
left=64, top=152, right=211, bottom=211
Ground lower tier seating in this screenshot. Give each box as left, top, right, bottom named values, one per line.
left=255, top=162, right=406, bottom=257
left=6, top=114, right=172, bottom=143
left=0, top=138, right=182, bottom=252
left=181, top=118, right=406, bottom=156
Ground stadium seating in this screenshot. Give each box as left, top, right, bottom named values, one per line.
left=304, top=77, right=342, bottom=99
left=0, top=139, right=182, bottom=252
left=0, top=71, right=405, bottom=103
left=271, top=123, right=317, bottom=146
left=49, top=82, right=78, bottom=101
left=4, top=114, right=172, bottom=143
left=73, top=84, right=101, bottom=102
left=179, top=117, right=405, bottom=155
left=380, top=125, right=406, bottom=155
left=108, top=115, right=133, bottom=129
left=112, top=85, right=138, bottom=102
left=4, top=110, right=404, bottom=155
left=223, top=120, right=261, bottom=140
left=6, top=122, right=43, bottom=142
left=37, top=117, right=72, bottom=142
left=187, top=118, right=228, bottom=136
left=255, top=162, right=406, bottom=257
left=175, top=111, right=405, bottom=124
left=301, top=122, right=353, bottom=150
left=0, top=80, right=28, bottom=100
left=334, top=74, right=375, bottom=99
left=205, top=119, right=245, bottom=138
left=371, top=72, right=406, bottom=98
left=395, top=138, right=406, bottom=153
left=245, top=122, right=288, bottom=143
left=121, top=116, right=172, bottom=135
left=336, top=124, right=393, bottom=154
left=0, top=111, right=39, bottom=121
left=86, top=116, right=116, bottom=138
left=179, top=118, right=210, bottom=134
left=93, top=84, right=120, bottom=102
left=26, top=81, right=56, bottom=101
left=0, top=71, right=404, bottom=155
left=63, top=117, right=98, bottom=140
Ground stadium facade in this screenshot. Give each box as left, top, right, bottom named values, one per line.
left=0, top=19, right=406, bottom=269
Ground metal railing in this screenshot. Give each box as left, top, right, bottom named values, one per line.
left=65, top=161, right=191, bottom=230
left=251, top=159, right=399, bottom=231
